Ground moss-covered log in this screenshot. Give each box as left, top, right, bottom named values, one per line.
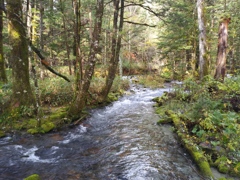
left=164, top=110, right=213, bottom=178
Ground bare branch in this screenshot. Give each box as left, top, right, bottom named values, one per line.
left=124, top=20, right=156, bottom=27
left=124, top=1, right=167, bottom=24
left=29, top=42, right=71, bottom=82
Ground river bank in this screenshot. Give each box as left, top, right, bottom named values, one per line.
left=0, top=83, right=204, bottom=179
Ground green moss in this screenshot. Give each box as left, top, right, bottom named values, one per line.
left=27, top=128, right=40, bottom=134
left=165, top=110, right=213, bottom=178
left=0, top=130, right=5, bottom=137
left=157, top=118, right=172, bottom=125
left=233, top=162, right=240, bottom=176
left=10, top=29, right=20, bottom=42
left=107, top=92, right=119, bottom=102
left=218, top=178, right=226, bottom=180
left=41, top=122, right=55, bottom=133
left=49, top=110, right=66, bottom=120
left=218, top=163, right=229, bottom=174
left=22, top=119, right=38, bottom=129
left=23, top=174, right=40, bottom=180
left=215, top=156, right=230, bottom=173
left=188, top=145, right=213, bottom=177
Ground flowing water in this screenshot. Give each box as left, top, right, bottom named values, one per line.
left=0, top=83, right=204, bottom=180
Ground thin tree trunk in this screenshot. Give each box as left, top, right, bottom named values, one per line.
left=39, top=0, right=44, bottom=50
left=0, top=0, right=7, bottom=82
left=102, top=0, right=124, bottom=100
left=214, top=17, right=231, bottom=81
left=38, top=0, right=45, bottom=79
left=69, top=0, right=104, bottom=117
left=73, top=0, right=82, bottom=90
left=60, top=0, right=72, bottom=75
left=197, top=0, right=208, bottom=79
left=7, top=0, right=36, bottom=107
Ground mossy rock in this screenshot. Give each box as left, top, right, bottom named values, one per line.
left=48, top=110, right=66, bottom=120
left=23, top=174, right=40, bottom=180
left=27, top=128, right=42, bottom=134
left=218, top=163, right=229, bottom=174
left=107, top=92, right=119, bottom=102
left=215, top=156, right=230, bottom=174
left=26, top=119, right=38, bottom=128
left=0, top=130, right=5, bottom=137
left=157, top=118, right=172, bottom=125
left=41, top=122, right=55, bottom=133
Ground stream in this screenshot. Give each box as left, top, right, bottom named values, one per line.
left=0, top=83, right=204, bottom=180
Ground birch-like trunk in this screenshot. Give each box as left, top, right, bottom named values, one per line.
left=197, top=0, right=208, bottom=79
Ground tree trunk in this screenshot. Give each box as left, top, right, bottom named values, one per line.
left=68, top=0, right=104, bottom=117
left=7, top=0, right=35, bottom=107
left=102, top=0, right=124, bottom=100
left=214, top=17, right=231, bottom=81
left=39, top=0, right=44, bottom=50
left=197, top=0, right=208, bottom=79
left=73, top=0, right=82, bottom=89
left=60, top=0, right=72, bottom=75
left=0, top=0, right=7, bottom=83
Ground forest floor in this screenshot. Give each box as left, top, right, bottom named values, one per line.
left=0, top=66, right=131, bottom=136
left=154, top=76, right=240, bottom=179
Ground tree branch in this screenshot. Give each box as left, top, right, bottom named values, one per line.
left=29, top=42, right=71, bottom=82
left=124, top=20, right=156, bottom=27
left=124, top=1, right=167, bottom=24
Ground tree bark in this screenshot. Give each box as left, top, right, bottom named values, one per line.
left=7, top=0, right=36, bottom=107
left=0, top=0, right=7, bottom=83
left=73, top=0, right=82, bottom=89
left=69, top=0, right=104, bottom=117
left=214, top=17, right=231, bottom=81
left=102, top=0, right=124, bottom=100
left=197, top=0, right=208, bottom=79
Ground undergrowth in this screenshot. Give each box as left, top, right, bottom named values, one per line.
left=155, top=75, right=240, bottom=177
left=0, top=66, right=130, bottom=134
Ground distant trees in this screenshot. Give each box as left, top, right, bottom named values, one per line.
left=157, top=0, right=197, bottom=79
left=157, top=0, right=238, bottom=81
left=1, top=0, right=240, bottom=115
